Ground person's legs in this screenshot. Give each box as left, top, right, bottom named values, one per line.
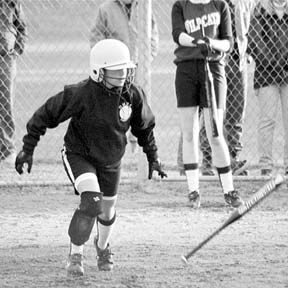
left=225, top=59, right=248, bottom=175
left=256, top=85, right=279, bottom=175
left=177, top=132, right=185, bottom=175
left=94, top=160, right=121, bottom=271
left=280, top=84, right=288, bottom=172
left=62, top=149, right=120, bottom=274
left=199, top=109, right=214, bottom=175
left=204, top=108, right=242, bottom=207
left=203, top=60, right=243, bottom=207
left=178, top=106, right=201, bottom=207
left=0, top=55, right=16, bottom=161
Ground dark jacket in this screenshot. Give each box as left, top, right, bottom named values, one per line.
left=22, top=78, right=158, bottom=165
left=248, top=6, right=288, bottom=89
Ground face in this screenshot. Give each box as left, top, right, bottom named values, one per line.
left=103, top=68, right=127, bottom=88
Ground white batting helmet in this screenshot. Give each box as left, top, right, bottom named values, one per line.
left=90, top=39, right=136, bottom=82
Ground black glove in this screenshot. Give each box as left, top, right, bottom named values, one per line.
left=148, top=158, right=167, bottom=180
left=193, top=37, right=212, bottom=57
left=15, top=150, right=33, bottom=175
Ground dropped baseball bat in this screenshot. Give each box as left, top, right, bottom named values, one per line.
left=181, top=174, right=286, bottom=264
left=200, top=24, right=219, bottom=137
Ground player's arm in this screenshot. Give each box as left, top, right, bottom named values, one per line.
left=15, top=88, right=81, bottom=174
left=211, top=0, right=233, bottom=53
left=171, top=1, right=197, bottom=47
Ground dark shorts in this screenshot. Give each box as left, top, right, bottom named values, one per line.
left=61, top=148, right=121, bottom=197
left=175, top=60, right=227, bottom=108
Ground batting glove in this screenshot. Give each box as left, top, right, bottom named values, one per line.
left=148, top=158, right=167, bottom=180
left=193, top=37, right=212, bottom=57
left=15, top=150, right=33, bottom=175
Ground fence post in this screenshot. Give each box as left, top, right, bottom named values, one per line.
left=137, top=0, right=152, bottom=180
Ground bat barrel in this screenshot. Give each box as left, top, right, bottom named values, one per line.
left=181, top=174, right=286, bottom=264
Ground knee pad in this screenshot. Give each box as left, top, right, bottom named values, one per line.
left=80, top=191, right=103, bottom=217
left=68, top=191, right=103, bottom=246
left=68, top=209, right=96, bottom=245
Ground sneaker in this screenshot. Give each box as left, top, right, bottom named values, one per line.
left=261, top=169, right=272, bottom=177
left=66, top=253, right=84, bottom=276
left=188, top=190, right=201, bottom=208
left=94, top=237, right=114, bottom=271
left=237, top=170, right=249, bottom=176
left=231, top=159, right=248, bottom=176
left=224, top=190, right=244, bottom=208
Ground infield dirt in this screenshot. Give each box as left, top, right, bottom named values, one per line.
left=0, top=179, right=287, bottom=288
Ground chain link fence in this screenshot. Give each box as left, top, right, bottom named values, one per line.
left=0, top=0, right=287, bottom=185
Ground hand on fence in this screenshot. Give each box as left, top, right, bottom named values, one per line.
left=148, top=158, right=167, bottom=180
left=15, top=150, right=33, bottom=175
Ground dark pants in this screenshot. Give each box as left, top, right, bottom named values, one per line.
left=200, top=58, right=247, bottom=162
left=0, top=54, right=16, bottom=159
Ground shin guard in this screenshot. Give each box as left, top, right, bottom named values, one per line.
left=68, top=209, right=96, bottom=245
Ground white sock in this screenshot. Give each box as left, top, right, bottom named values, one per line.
left=218, top=170, right=234, bottom=194
left=70, top=243, right=84, bottom=255
left=97, top=218, right=116, bottom=250
left=185, top=169, right=199, bottom=191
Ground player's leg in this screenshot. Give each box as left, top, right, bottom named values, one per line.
left=256, top=85, right=279, bottom=176
left=94, top=160, right=121, bottom=271
left=179, top=106, right=201, bottom=207
left=203, top=62, right=243, bottom=207
left=199, top=110, right=214, bottom=175
left=177, top=132, right=185, bottom=176
left=62, top=148, right=101, bottom=276
left=175, top=61, right=201, bottom=207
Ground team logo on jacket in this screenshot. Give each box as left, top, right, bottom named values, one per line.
left=119, top=103, right=132, bottom=122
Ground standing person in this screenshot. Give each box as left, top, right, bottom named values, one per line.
left=248, top=0, right=288, bottom=176
left=90, top=0, right=159, bottom=154
left=178, top=0, right=258, bottom=176
left=0, top=0, right=26, bottom=163
left=172, top=0, right=244, bottom=208
left=15, top=39, right=167, bottom=276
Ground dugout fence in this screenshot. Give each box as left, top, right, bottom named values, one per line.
left=0, top=0, right=287, bottom=186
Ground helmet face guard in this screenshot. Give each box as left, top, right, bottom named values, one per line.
left=90, top=39, right=136, bottom=85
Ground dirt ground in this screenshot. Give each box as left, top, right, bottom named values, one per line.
left=0, top=179, right=287, bottom=288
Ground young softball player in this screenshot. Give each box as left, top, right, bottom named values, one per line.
left=15, top=39, right=167, bottom=276
left=171, top=0, right=244, bottom=208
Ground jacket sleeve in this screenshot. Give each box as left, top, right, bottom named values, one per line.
left=14, top=0, right=27, bottom=55
left=89, top=7, right=107, bottom=48
left=130, top=86, right=159, bottom=162
left=171, top=1, right=186, bottom=45
left=218, top=1, right=233, bottom=50
left=22, top=87, right=82, bottom=154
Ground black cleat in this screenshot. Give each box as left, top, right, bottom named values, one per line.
left=188, top=190, right=201, bottom=208
left=66, top=253, right=84, bottom=276
left=224, top=190, right=244, bottom=208
left=94, top=237, right=114, bottom=271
